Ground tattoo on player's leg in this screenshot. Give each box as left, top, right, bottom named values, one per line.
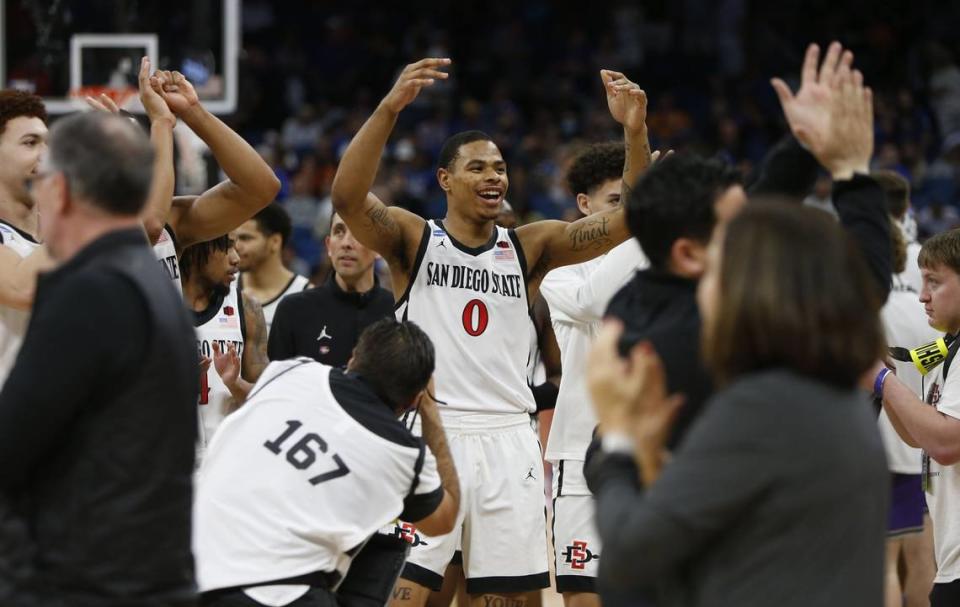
left=481, top=595, right=526, bottom=607
left=391, top=586, right=413, bottom=601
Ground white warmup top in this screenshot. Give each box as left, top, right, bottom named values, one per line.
left=540, top=238, right=647, bottom=463
left=878, top=281, right=939, bottom=473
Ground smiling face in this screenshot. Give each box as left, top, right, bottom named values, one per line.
left=438, top=140, right=509, bottom=223
left=0, top=116, right=47, bottom=204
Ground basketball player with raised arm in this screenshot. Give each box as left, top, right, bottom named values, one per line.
left=179, top=235, right=268, bottom=455
left=234, top=204, right=312, bottom=334
left=330, top=58, right=650, bottom=607
left=138, top=67, right=280, bottom=293
left=539, top=142, right=649, bottom=606
left=83, top=61, right=279, bottom=294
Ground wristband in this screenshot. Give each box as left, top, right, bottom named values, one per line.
left=601, top=432, right=635, bottom=455
left=873, top=367, right=892, bottom=399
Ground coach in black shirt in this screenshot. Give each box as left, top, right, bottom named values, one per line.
left=0, top=113, right=198, bottom=606
left=269, top=211, right=394, bottom=366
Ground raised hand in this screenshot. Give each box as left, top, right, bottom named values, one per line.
left=823, top=62, right=874, bottom=179
left=212, top=342, right=241, bottom=387
left=650, top=149, right=674, bottom=163
left=138, top=57, right=176, bottom=127
left=84, top=93, right=121, bottom=114
left=771, top=41, right=873, bottom=177
left=601, top=69, right=648, bottom=134
left=151, top=70, right=200, bottom=116
left=380, top=58, right=451, bottom=114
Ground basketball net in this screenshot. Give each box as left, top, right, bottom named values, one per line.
left=69, top=85, right=138, bottom=109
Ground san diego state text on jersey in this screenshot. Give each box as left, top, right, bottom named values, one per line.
left=425, top=262, right=523, bottom=299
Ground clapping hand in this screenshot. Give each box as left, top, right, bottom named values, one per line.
left=587, top=321, right=684, bottom=458
left=212, top=342, right=241, bottom=388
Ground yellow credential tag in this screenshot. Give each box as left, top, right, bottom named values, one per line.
left=909, top=338, right=949, bottom=376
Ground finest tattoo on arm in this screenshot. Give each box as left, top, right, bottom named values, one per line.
left=568, top=216, right=612, bottom=252
left=241, top=293, right=269, bottom=382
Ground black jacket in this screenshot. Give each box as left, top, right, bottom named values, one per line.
left=591, top=370, right=887, bottom=607
left=0, top=229, right=199, bottom=606
left=606, top=271, right=710, bottom=449
left=268, top=274, right=395, bottom=367
left=587, top=155, right=890, bottom=606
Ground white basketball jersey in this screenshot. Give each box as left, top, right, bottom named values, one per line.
left=153, top=225, right=183, bottom=295
left=0, top=221, right=40, bottom=388
left=255, top=273, right=311, bottom=334
left=397, top=220, right=534, bottom=414
left=195, top=280, right=245, bottom=450
left=879, top=283, right=939, bottom=474
left=194, top=360, right=440, bottom=592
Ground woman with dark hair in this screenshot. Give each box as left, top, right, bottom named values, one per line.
left=586, top=203, right=889, bottom=606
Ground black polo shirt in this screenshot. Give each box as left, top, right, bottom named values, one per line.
left=267, top=274, right=395, bottom=367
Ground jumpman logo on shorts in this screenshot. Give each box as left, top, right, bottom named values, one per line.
left=316, top=326, right=332, bottom=341
left=525, top=467, right=537, bottom=481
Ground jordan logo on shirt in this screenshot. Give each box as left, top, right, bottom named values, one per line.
left=317, top=326, right=332, bottom=341
left=436, top=239, right=447, bottom=249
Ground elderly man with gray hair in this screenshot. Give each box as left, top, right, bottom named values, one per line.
left=0, top=111, right=199, bottom=606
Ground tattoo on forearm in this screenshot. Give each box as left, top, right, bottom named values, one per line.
left=365, top=204, right=399, bottom=236
left=569, top=216, right=612, bottom=252
left=242, top=294, right=269, bottom=382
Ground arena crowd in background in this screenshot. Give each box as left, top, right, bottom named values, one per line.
left=190, top=1, right=960, bottom=278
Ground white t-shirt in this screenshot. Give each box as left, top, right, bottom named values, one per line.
left=894, top=242, right=922, bottom=297
left=879, top=285, right=939, bottom=473
left=0, top=221, right=40, bottom=389
left=922, top=349, right=960, bottom=583
left=540, top=239, right=647, bottom=464
left=194, top=360, right=441, bottom=594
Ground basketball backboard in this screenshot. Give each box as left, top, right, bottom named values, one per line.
left=0, top=0, right=239, bottom=114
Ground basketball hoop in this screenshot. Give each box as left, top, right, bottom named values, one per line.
left=69, top=85, right=138, bottom=110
